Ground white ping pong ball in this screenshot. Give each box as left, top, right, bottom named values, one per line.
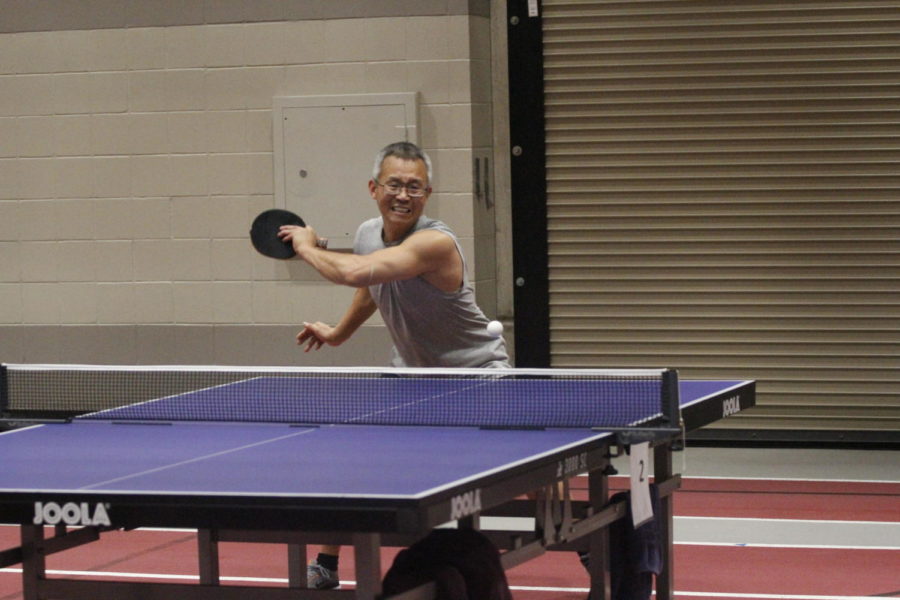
left=486, top=320, right=504, bottom=337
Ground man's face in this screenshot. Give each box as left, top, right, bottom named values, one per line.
left=369, top=156, right=431, bottom=237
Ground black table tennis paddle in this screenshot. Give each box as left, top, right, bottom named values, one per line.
left=250, top=209, right=326, bottom=259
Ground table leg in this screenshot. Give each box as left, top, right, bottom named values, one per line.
left=287, top=543, right=307, bottom=588
left=197, top=529, right=220, bottom=585
left=20, top=524, right=45, bottom=600
left=353, top=533, right=382, bottom=600
left=588, top=467, right=611, bottom=600
left=654, top=444, right=675, bottom=600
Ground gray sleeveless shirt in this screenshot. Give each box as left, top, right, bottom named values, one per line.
left=354, top=216, right=510, bottom=368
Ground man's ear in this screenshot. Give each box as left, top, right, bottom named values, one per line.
left=368, top=179, right=378, bottom=198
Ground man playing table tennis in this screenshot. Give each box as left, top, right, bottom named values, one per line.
left=279, top=141, right=510, bottom=588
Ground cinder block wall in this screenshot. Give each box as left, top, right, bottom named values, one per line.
left=0, top=1, right=499, bottom=366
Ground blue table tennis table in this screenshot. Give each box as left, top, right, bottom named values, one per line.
left=0, top=365, right=755, bottom=600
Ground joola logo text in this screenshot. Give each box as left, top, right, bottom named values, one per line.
left=33, top=501, right=111, bottom=527
left=450, top=489, right=481, bottom=521
left=722, top=396, right=741, bottom=417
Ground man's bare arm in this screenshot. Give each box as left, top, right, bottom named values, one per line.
left=297, top=286, right=377, bottom=352
left=281, top=226, right=458, bottom=290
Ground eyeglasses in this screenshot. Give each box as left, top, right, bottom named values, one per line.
left=374, top=179, right=429, bottom=198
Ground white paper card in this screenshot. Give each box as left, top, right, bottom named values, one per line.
left=629, top=441, right=653, bottom=527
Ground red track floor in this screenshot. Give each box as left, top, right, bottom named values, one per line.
left=2, top=477, right=898, bottom=600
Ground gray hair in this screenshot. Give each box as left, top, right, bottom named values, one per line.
left=372, top=141, right=433, bottom=184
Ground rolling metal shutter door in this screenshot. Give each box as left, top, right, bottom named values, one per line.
left=540, top=0, right=900, bottom=434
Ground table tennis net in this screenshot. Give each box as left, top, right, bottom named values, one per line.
left=2, top=365, right=679, bottom=430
